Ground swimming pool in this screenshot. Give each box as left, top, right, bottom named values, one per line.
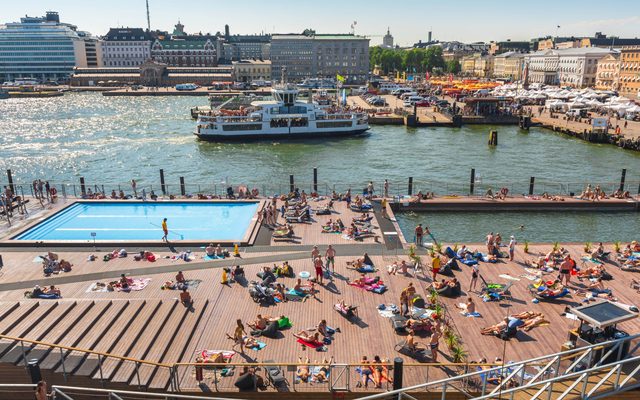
left=14, top=201, right=260, bottom=242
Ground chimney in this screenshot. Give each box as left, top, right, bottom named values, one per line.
left=428, top=31, right=432, bottom=42
left=225, top=24, right=230, bottom=38
left=45, top=11, right=60, bottom=23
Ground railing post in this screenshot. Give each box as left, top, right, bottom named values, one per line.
left=20, top=340, right=27, bottom=368
left=72, top=184, right=77, bottom=198
left=408, top=177, right=413, bottom=196
left=393, top=357, right=403, bottom=396
left=59, top=347, right=66, bottom=381
left=213, top=365, right=219, bottom=391
left=135, top=361, right=141, bottom=389
left=180, top=177, right=186, bottom=196
left=160, top=169, right=166, bottom=195
left=313, top=167, right=318, bottom=193
left=529, top=177, right=535, bottom=195
left=289, top=174, right=294, bottom=193
left=470, top=168, right=475, bottom=195
left=6, top=169, right=15, bottom=195
left=98, top=355, right=104, bottom=384
left=619, top=168, right=626, bottom=192
left=79, top=177, right=86, bottom=196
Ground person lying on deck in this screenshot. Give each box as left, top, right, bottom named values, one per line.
left=205, top=243, right=215, bottom=257
left=296, top=357, right=311, bottom=382
left=455, top=297, right=476, bottom=314
left=248, top=314, right=277, bottom=331
left=313, top=357, right=333, bottom=383
left=347, top=253, right=373, bottom=269
left=521, top=315, right=550, bottom=331
left=180, top=288, right=193, bottom=306
left=46, top=285, right=61, bottom=296
left=481, top=318, right=510, bottom=335
left=293, top=331, right=321, bottom=344
left=293, top=278, right=315, bottom=294
left=405, top=317, right=432, bottom=332
left=353, top=213, right=373, bottom=223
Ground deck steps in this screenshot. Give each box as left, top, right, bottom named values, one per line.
left=108, top=300, right=178, bottom=384
left=0, top=302, right=40, bottom=335
left=147, top=300, right=209, bottom=390
left=0, top=302, right=57, bottom=344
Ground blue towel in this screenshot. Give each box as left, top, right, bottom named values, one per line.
left=287, top=289, right=307, bottom=297
left=461, top=259, right=478, bottom=266
left=356, top=265, right=375, bottom=273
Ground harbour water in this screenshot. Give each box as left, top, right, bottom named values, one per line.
left=1, top=93, right=639, bottom=191
left=395, top=211, right=640, bottom=244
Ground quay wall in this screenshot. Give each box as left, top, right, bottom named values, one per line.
left=390, top=198, right=640, bottom=212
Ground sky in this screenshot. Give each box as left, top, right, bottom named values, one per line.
left=3, top=0, right=640, bottom=46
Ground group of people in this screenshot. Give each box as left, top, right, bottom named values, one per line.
left=481, top=311, right=550, bottom=336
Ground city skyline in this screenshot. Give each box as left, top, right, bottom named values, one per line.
left=2, top=0, right=640, bottom=46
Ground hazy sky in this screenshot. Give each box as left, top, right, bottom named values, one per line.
left=3, top=0, right=639, bottom=46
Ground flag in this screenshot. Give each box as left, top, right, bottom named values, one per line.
left=425, top=72, right=430, bottom=80
left=336, top=74, right=345, bottom=84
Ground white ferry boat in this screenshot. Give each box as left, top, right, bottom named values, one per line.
left=194, top=84, right=369, bottom=141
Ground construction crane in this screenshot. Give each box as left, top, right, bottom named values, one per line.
left=145, top=0, right=151, bottom=31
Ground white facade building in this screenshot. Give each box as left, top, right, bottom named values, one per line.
left=556, top=47, right=614, bottom=88
left=101, top=28, right=153, bottom=67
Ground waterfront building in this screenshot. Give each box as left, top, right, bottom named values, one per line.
left=381, top=28, right=394, bottom=49
left=70, top=60, right=232, bottom=86
left=557, top=47, right=613, bottom=88
left=580, top=32, right=640, bottom=49
left=270, top=30, right=369, bottom=83
left=619, top=46, right=640, bottom=99
left=460, top=55, right=476, bottom=76
left=473, top=54, right=494, bottom=78
left=0, top=11, right=90, bottom=82
left=101, top=28, right=153, bottom=67
left=151, top=38, right=217, bottom=67
left=595, top=53, right=621, bottom=91
left=232, top=60, right=271, bottom=83
left=218, top=35, right=271, bottom=63
left=493, top=51, right=525, bottom=81
left=489, top=40, right=530, bottom=55
left=525, top=50, right=559, bottom=85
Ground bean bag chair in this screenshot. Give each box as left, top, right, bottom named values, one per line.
left=235, top=373, right=257, bottom=391
left=260, top=321, right=279, bottom=338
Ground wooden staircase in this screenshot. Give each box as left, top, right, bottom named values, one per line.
left=0, top=299, right=209, bottom=391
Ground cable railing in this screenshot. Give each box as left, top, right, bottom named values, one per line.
left=2, top=177, right=638, bottom=200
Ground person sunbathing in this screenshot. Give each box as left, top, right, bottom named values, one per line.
left=205, top=243, right=215, bottom=256
left=522, top=315, right=550, bottom=331
left=248, top=314, right=269, bottom=331
left=371, top=355, right=392, bottom=388
left=45, top=285, right=61, bottom=296
left=336, top=299, right=358, bottom=317
left=512, top=311, right=542, bottom=320
left=406, top=329, right=425, bottom=351
left=296, top=357, right=311, bottom=382
left=539, top=285, right=566, bottom=297
left=58, top=259, right=72, bottom=272
left=353, top=213, right=373, bottom=223
left=196, top=352, right=225, bottom=364
left=215, top=244, right=224, bottom=257
left=180, top=288, right=193, bottom=306
left=313, top=358, right=332, bottom=383
left=405, top=318, right=432, bottom=332
left=432, top=279, right=447, bottom=290
left=388, top=261, right=399, bottom=275
left=293, top=331, right=321, bottom=344
left=456, top=297, right=476, bottom=314
left=348, top=274, right=367, bottom=286
left=176, top=271, right=186, bottom=284
left=481, top=318, right=509, bottom=335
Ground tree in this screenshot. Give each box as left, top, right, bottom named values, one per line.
left=446, top=59, right=461, bottom=74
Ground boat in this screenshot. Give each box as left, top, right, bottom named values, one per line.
left=0, top=89, right=8, bottom=100
left=194, top=83, right=369, bottom=141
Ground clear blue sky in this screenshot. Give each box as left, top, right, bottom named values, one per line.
left=3, top=0, right=639, bottom=45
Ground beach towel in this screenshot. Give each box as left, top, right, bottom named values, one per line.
left=247, top=340, right=267, bottom=351
left=86, top=282, right=110, bottom=293
left=463, top=312, right=482, bottom=317
left=164, top=279, right=202, bottom=290
left=461, top=259, right=478, bottom=266
left=297, top=338, right=325, bottom=350
left=499, top=274, right=521, bottom=281
left=411, top=307, right=436, bottom=319
left=287, top=288, right=308, bottom=297
left=378, top=308, right=397, bottom=318
left=355, top=265, right=376, bottom=273
left=33, top=256, right=44, bottom=263
left=116, top=278, right=151, bottom=292
left=582, top=256, right=603, bottom=265
left=203, top=254, right=224, bottom=261
left=199, top=349, right=236, bottom=361
left=520, top=274, right=539, bottom=281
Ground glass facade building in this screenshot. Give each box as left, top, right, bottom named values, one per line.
left=0, top=12, right=84, bottom=82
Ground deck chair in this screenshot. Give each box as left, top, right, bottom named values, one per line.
left=263, top=359, right=287, bottom=388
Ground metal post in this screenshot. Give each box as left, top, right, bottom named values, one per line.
left=160, top=169, right=166, bottom=195
left=20, top=340, right=27, bottom=367
left=289, top=174, right=294, bottom=193
left=529, top=177, right=535, bottom=195
left=408, top=177, right=413, bottom=196
left=6, top=169, right=15, bottom=195
left=393, top=357, right=403, bottom=396
left=59, top=347, right=66, bottom=381
left=619, top=168, right=626, bottom=192
left=180, top=177, right=186, bottom=196
left=79, top=177, right=86, bottom=196
left=313, top=167, right=318, bottom=193
left=98, top=355, right=104, bottom=384
left=470, top=168, right=475, bottom=195
left=135, top=361, right=141, bottom=389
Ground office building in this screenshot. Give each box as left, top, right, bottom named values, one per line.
left=101, top=28, right=153, bottom=67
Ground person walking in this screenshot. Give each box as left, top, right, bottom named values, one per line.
left=325, top=245, right=336, bottom=274
left=400, top=283, right=416, bottom=316
left=161, top=218, right=169, bottom=242
left=469, top=264, right=479, bottom=292
left=559, top=255, right=573, bottom=286
left=314, top=256, right=324, bottom=285
left=431, top=252, right=441, bottom=282
left=415, top=224, right=424, bottom=246
left=311, top=245, right=320, bottom=262
left=508, top=235, right=517, bottom=261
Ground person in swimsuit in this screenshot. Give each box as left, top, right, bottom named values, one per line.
left=359, top=355, right=373, bottom=388
left=296, top=357, right=311, bottom=382
left=227, top=319, right=247, bottom=353
left=429, top=328, right=441, bottom=362
left=325, top=245, right=336, bottom=274
left=161, top=218, right=168, bottom=242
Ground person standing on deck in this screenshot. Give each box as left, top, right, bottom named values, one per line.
left=383, top=179, right=389, bottom=198
left=508, top=236, right=517, bottom=261
left=161, top=218, right=169, bottom=242
left=325, top=245, right=336, bottom=274
left=415, top=224, right=424, bottom=246
left=311, top=245, right=320, bottom=262
left=367, top=181, right=374, bottom=199
left=131, top=179, right=137, bottom=198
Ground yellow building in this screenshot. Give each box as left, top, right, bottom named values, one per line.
left=595, top=53, right=620, bottom=91
left=232, top=60, right=271, bottom=83
left=619, top=46, right=640, bottom=99
left=493, top=52, right=524, bottom=81
left=461, top=55, right=476, bottom=76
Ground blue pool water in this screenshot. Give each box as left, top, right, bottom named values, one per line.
left=14, top=202, right=259, bottom=241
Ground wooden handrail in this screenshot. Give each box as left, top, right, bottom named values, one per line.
left=0, top=334, right=171, bottom=368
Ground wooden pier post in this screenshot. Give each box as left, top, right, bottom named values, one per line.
left=488, top=130, right=498, bottom=146
left=6, top=169, right=15, bottom=195
left=289, top=175, right=294, bottom=193
left=180, top=177, right=186, bottom=196
left=470, top=169, right=475, bottom=195
left=529, top=177, right=535, bottom=196
left=79, top=177, right=86, bottom=196
left=408, top=177, right=413, bottom=196
left=159, top=169, right=166, bottom=195
left=313, top=168, right=318, bottom=193
left=620, top=169, right=626, bottom=192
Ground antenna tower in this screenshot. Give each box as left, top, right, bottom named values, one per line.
left=146, top=0, right=151, bottom=31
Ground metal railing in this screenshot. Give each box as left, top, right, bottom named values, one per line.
left=357, top=332, right=640, bottom=399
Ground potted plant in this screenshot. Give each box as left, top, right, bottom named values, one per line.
left=584, top=242, right=592, bottom=253
left=408, top=244, right=416, bottom=258
left=552, top=241, right=559, bottom=252
left=523, top=241, right=529, bottom=254
left=429, top=290, right=439, bottom=306
left=451, top=345, right=469, bottom=363
left=434, top=242, right=443, bottom=254
left=614, top=241, right=621, bottom=253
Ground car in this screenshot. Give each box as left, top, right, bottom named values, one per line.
left=415, top=100, right=431, bottom=107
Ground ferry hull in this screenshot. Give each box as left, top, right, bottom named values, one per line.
left=194, top=128, right=370, bottom=142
